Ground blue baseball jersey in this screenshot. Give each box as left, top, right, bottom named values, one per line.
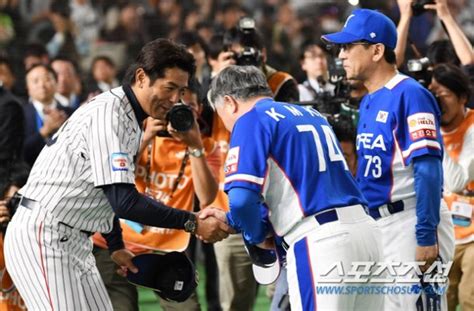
left=356, top=74, right=443, bottom=209
left=224, top=98, right=367, bottom=237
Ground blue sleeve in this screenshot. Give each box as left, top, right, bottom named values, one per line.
left=224, top=109, right=271, bottom=193
left=396, top=84, right=443, bottom=165
left=413, top=155, right=442, bottom=246
left=225, top=187, right=270, bottom=244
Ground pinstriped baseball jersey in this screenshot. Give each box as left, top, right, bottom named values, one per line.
left=19, top=86, right=143, bottom=233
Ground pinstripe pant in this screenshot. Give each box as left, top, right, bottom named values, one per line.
left=4, top=204, right=113, bottom=311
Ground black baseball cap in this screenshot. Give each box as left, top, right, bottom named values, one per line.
left=126, top=252, right=198, bottom=302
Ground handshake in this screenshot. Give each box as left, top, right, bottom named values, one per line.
left=193, top=208, right=236, bottom=243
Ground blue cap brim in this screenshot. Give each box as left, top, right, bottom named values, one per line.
left=322, top=31, right=362, bottom=44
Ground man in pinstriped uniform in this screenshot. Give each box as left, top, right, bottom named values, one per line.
left=4, top=39, right=232, bottom=310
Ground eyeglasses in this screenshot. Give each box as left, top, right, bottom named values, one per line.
left=338, top=42, right=373, bottom=53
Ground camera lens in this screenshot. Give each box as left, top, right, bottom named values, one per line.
left=167, top=105, right=194, bottom=132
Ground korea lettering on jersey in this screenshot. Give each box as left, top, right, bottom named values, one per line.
left=355, top=74, right=443, bottom=209
left=224, top=98, right=366, bottom=237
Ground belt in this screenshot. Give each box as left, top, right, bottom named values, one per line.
left=368, top=200, right=405, bottom=220
left=19, top=196, right=39, bottom=209
left=20, top=196, right=93, bottom=237
left=281, top=209, right=339, bottom=251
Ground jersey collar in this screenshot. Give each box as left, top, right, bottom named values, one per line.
left=123, top=84, right=147, bottom=124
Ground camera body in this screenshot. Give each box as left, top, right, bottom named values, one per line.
left=157, top=103, right=195, bottom=137
left=227, top=17, right=263, bottom=67
left=0, top=192, right=20, bottom=233
left=407, top=57, right=432, bottom=87
left=411, top=0, right=435, bottom=16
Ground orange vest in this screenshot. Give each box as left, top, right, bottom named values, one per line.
left=208, top=112, right=231, bottom=212
left=0, top=236, right=26, bottom=311
left=93, top=136, right=219, bottom=253
left=442, top=109, right=474, bottom=241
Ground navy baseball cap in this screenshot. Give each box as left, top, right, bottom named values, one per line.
left=126, top=252, right=197, bottom=302
left=243, top=238, right=281, bottom=285
left=322, top=9, right=397, bottom=50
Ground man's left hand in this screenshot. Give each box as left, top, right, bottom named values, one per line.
left=111, top=249, right=138, bottom=277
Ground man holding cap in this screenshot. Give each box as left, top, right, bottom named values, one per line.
left=323, top=9, right=454, bottom=310
left=206, top=65, right=384, bottom=310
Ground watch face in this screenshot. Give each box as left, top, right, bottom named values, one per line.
left=185, top=219, right=196, bottom=233
left=190, top=148, right=204, bottom=157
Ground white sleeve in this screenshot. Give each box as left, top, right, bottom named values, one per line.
left=443, top=126, right=474, bottom=193
left=87, top=101, right=136, bottom=186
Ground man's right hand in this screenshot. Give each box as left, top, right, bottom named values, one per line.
left=142, top=117, right=167, bottom=144
left=214, top=51, right=236, bottom=75
left=195, top=208, right=235, bottom=243
left=0, top=201, right=10, bottom=224
left=397, top=0, right=413, bottom=18
left=40, top=107, right=67, bottom=138
left=424, top=0, right=452, bottom=22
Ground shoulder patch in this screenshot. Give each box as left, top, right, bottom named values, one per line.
left=407, top=113, right=437, bottom=140
left=224, top=147, right=240, bottom=175
left=111, top=152, right=129, bottom=171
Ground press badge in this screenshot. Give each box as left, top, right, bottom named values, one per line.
left=451, top=201, right=473, bottom=227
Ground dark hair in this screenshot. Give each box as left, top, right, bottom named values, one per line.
left=427, top=40, right=460, bottom=66
left=177, top=32, right=209, bottom=57
left=299, top=40, right=328, bottom=60
left=432, top=63, right=471, bottom=102
left=359, top=41, right=396, bottom=64
left=0, top=55, right=13, bottom=73
left=124, top=39, right=196, bottom=85
left=24, top=43, right=48, bottom=59
left=25, top=63, right=58, bottom=81
left=50, top=55, right=79, bottom=74
left=383, top=48, right=396, bottom=65
left=91, top=55, right=116, bottom=71
left=186, top=77, right=203, bottom=104
left=207, top=34, right=226, bottom=60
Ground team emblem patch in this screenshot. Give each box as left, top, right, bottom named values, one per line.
left=407, top=113, right=437, bottom=140
left=111, top=152, right=129, bottom=171
left=224, top=147, right=240, bottom=175
left=376, top=110, right=388, bottom=123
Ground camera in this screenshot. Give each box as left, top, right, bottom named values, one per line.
left=157, top=103, right=195, bottom=137
left=226, top=17, right=263, bottom=67
left=411, top=0, right=435, bottom=16
left=407, top=57, right=432, bottom=87
left=0, top=192, right=21, bottom=233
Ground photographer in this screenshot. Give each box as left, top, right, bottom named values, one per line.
left=0, top=162, right=30, bottom=311
left=92, top=78, right=221, bottom=311
left=429, top=63, right=474, bottom=311
left=222, top=17, right=299, bottom=103
left=395, top=0, right=473, bottom=69
left=298, top=41, right=335, bottom=102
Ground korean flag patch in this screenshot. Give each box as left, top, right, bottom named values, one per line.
left=111, top=152, right=129, bottom=171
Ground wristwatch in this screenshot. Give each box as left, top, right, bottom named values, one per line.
left=188, top=147, right=205, bottom=158
left=184, top=213, right=198, bottom=234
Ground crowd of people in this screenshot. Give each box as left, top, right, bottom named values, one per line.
left=0, top=0, right=473, bottom=310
